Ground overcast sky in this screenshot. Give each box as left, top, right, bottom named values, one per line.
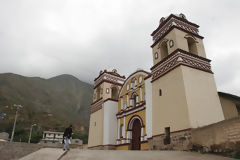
left=0, top=0, right=239, bottom=96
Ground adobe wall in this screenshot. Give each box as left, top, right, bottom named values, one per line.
left=191, top=116, right=240, bottom=152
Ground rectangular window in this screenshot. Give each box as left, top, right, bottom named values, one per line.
left=164, top=127, right=171, bottom=145
left=236, top=104, right=240, bottom=115
left=159, top=89, right=162, bottom=96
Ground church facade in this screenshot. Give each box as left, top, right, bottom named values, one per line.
left=88, top=14, right=240, bottom=150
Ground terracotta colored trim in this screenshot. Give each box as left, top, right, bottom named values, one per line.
left=118, top=70, right=151, bottom=97
left=116, top=102, right=146, bottom=116
left=94, top=70, right=125, bottom=81
left=151, top=25, right=204, bottom=48
left=151, top=128, right=192, bottom=138
left=103, top=98, right=118, bottom=103
left=117, top=107, right=145, bottom=118
left=103, top=144, right=116, bottom=147
left=91, top=97, right=103, bottom=105
left=151, top=14, right=199, bottom=36
left=88, top=145, right=103, bottom=149
left=141, top=140, right=148, bottom=143
left=151, top=48, right=211, bottom=71
left=88, top=144, right=116, bottom=149
left=116, top=143, right=130, bottom=146
left=144, top=74, right=152, bottom=80
left=147, top=137, right=153, bottom=140
left=90, top=105, right=102, bottom=114
left=94, top=80, right=123, bottom=89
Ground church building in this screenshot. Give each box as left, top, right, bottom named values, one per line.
left=88, top=14, right=240, bottom=150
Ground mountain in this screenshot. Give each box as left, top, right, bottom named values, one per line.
left=0, top=73, right=93, bottom=142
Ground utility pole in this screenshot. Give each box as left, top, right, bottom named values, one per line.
left=28, top=124, right=37, bottom=143
left=10, top=104, right=23, bottom=142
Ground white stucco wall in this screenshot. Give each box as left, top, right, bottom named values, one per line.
left=103, top=101, right=118, bottom=145
left=145, top=77, right=152, bottom=138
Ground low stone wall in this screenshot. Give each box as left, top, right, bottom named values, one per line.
left=148, top=116, right=240, bottom=154
left=0, top=141, right=42, bottom=160
left=148, top=129, right=192, bottom=150
left=191, top=116, right=240, bottom=152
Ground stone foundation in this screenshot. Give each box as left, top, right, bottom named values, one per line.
left=191, top=116, right=240, bottom=153
left=148, top=129, right=192, bottom=150
left=148, top=116, right=240, bottom=153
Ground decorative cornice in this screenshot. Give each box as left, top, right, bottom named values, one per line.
left=94, top=72, right=125, bottom=88
left=91, top=97, right=103, bottom=105
left=94, top=70, right=125, bottom=81
left=103, top=98, right=118, bottom=103
left=151, top=25, right=204, bottom=48
left=150, top=49, right=212, bottom=83
left=94, top=79, right=123, bottom=89
left=91, top=98, right=103, bottom=114
left=116, top=102, right=146, bottom=118
left=151, top=14, right=200, bottom=44
left=151, top=49, right=210, bottom=70
left=151, top=14, right=199, bottom=36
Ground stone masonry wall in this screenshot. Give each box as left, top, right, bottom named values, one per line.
left=148, top=129, right=192, bottom=150
left=191, top=116, right=240, bottom=152
left=148, top=116, right=240, bottom=153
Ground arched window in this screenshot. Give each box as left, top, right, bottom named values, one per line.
left=111, top=87, right=118, bottom=100
left=160, top=41, right=168, bottom=59
left=132, top=93, right=138, bottom=107
left=186, top=36, right=198, bottom=55
left=131, top=78, right=137, bottom=88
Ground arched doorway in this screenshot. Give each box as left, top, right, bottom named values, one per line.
left=131, top=119, right=141, bottom=150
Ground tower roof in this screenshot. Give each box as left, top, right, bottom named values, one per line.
left=151, top=13, right=203, bottom=48
left=94, top=69, right=125, bottom=89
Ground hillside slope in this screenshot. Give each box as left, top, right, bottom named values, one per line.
left=0, top=73, right=93, bottom=141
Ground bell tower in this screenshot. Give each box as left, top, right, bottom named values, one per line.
left=150, top=14, right=224, bottom=148
left=88, top=69, right=125, bottom=149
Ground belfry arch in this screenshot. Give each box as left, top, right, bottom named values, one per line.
left=158, top=39, right=169, bottom=60
left=111, top=85, right=119, bottom=100
left=185, top=35, right=198, bottom=55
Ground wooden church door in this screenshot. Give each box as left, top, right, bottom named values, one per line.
left=131, top=119, right=141, bottom=150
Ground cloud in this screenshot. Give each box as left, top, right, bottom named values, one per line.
left=0, top=0, right=239, bottom=96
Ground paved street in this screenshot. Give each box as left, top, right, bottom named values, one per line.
left=19, top=148, right=65, bottom=160
left=61, top=149, right=237, bottom=160
left=19, top=148, right=237, bottom=160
